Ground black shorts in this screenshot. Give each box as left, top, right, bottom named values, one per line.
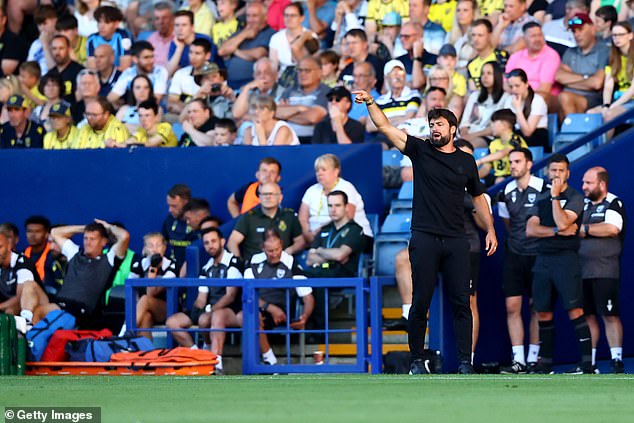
left=469, top=252, right=480, bottom=295
left=532, top=252, right=582, bottom=312
left=583, top=278, right=620, bottom=316
left=503, top=251, right=536, bottom=298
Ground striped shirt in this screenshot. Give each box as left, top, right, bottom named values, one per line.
left=375, top=86, right=421, bottom=120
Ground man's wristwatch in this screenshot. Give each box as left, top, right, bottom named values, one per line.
left=551, top=196, right=561, bottom=201
left=553, top=227, right=559, bottom=236
left=259, top=302, right=270, bottom=313
left=366, top=98, right=374, bottom=106
left=414, top=57, right=424, bottom=62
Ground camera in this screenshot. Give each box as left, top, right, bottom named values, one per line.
left=342, top=75, right=354, bottom=90
left=150, top=254, right=162, bottom=269
left=211, top=83, right=222, bottom=93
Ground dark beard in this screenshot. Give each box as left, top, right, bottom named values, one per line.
left=430, top=135, right=450, bottom=148
left=586, top=189, right=601, bottom=202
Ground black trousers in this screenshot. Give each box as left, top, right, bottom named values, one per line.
left=407, top=231, right=472, bottom=363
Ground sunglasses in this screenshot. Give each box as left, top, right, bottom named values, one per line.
left=567, top=17, right=587, bottom=27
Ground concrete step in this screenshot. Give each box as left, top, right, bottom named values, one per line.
left=351, top=328, right=407, bottom=344
left=382, top=307, right=402, bottom=320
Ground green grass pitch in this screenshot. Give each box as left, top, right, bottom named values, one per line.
left=2, top=375, right=634, bottom=422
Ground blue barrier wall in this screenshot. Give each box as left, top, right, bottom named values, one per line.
left=0, top=144, right=382, bottom=253
left=477, top=137, right=634, bottom=365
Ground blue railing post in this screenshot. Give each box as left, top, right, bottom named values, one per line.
left=242, top=279, right=258, bottom=375
left=369, top=276, right=383, bottom=374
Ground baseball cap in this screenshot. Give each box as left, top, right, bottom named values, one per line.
left=382, top=12, right=402, bottom=27
left=327, top=86, right=352, bottom=102
left=48, top=101, right=72, bottom=117
left=193, top=62, right=220, bottom=76
left=438, top=44, right=457, bottom=57
left=6, top=95, right=26, bottom=109
left=383, top=59, right=406, bottom=76
left=568, top=13, right=593, bottom=29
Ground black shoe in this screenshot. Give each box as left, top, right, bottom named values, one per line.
left=384, top=317, right=408, bottom=331
left=409, top=359, right=431, bottom=375
left=612, top=358, right=625, bottom=374
left=499, top=361, right=527, bottom=374
left=529, top=362, right=553, bottom=374
left=565, top=364, right=598, bottom=374
left=457, top=361, right=475, bottom=375
left=526, top=362, right=538, bottom=374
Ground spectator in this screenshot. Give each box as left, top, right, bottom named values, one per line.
left=20, top=220, right=129, bottom=326
left=409, top=0, right=447, bottom=55
left=167, top=10, right=214, bottom=78
left=18, top=61, right=46, bottom=109
left=555, top=13, right=609, bottom=119
left=365, top=0, right=410, bottom=44
left=467, top=19, right=510, bottom=91
left=162, top=184, right=196, bottom=271
left=493, top=0, right=537, bottom=54
left=233, top=58, right=285, bottom=122
left=298, top=153, right=373, bottom=244
left=504, top=68, right=549, bottom=149
left=108, top=41, right=169, bottom=105
left=93, top=44, right=121, bottom=98
left=348, top=62, right=380, bottom=126
left=32, top=74, right=65, bottom=131
left=75, top=97, right=129, bottom=149
left=445, top=0, right=478, bottom=77
left=369, top=60, right=421, bottom=143
left=43, top=102, right=79, bottom=150
left=303, top=0, right=337, bottom=43
left=44, top=35, right=85, bottom=106
left=56, top=15, right=88, bottom=67
left=116, top=75, right=161, bottom=134
left=460, top=61, right=510, bottom=148
left=227, top=157, right=282, bottom=218
left=331, top=0, right=366, bottom=49
left=243, top=95, right=300, bottom=145
left=373, top=11, right=403, bottom=60
left=475, top=109, right=528, bottom=184
left=277, top=56, right=330, bottom=144
left=127, top=99, right=177, bottom=147
left=86, top=5, right=133, bottom=70
left=0, top=6, right=27, bottom=78
left=241, top=228, right=315, bottom=366
left=22, top=216, right=60, bottom=296
left=543, top=0, right=589, bottom=56
left=0, top=95, right=45, bottom=149
left=590, top=21, right=634, bottom=122
left=214, top=118, right=238, bottom=146
left=305, top=190, right=366, bottom=277
left=435, top=44, right=468, bottom=104
left=312, top=86, right=365, bottom=144
left=27, top=5, right=58, bottom=76
left=191, top=64, right=236, bottom=121
left=178, top=99, right=217, bottom=147
left=266, top=0, right=294, bottom=32
left=505, top=22, right=561, bottom=100
left=167, top=227, right=243, bottom=373
left=398, top=86, right=448, bottom=138
left=71, top=69, right=101, bottom=125
left=319, top=50, right=340, bottom=88
left=219, top=1, right=275, bottom=89
left=147, top=2, right=175, bottom=67
left=167, top=38, right=214, bottom=115
left=425, top=64, right=465, bottom=119
left=182, top=0, right=215, bottom=37
left=0, top=231, right=39, bottom=315
left=182, top=198, right=212, bottom=233
left=74, top=0, right=100, bottom=37
left=130, top=232, right=177, bottom=339
left=497, top=147, right=547, bottom=373
left=227, top=182, right=305, bottom=261
left=338, top=29, right=385, bottom=92
left=0, top=76, right=20, bottom=124
left=213, top=0, right=240, bottom=46
left=398, top=21, right=438, bottom=85
left=595, top=6, right=619, bottom=46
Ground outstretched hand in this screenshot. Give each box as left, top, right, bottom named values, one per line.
left=352, top=90, right=371, bottom=104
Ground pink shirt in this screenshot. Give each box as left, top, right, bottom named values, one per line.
left=147, top=31, right=174, bottom=68
left=506, top=44, right=561, bottom=95
left=267, top=0, right=291, bottom=31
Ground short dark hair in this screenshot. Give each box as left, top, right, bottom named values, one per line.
left=55, top=14, right=78, bottom=31
left=88, top=96, right=115, bottom=116
left=548, top=153, right=570, bottom=168
left=0, top=222, right=19, bottom=238
left=191, top=38, right=212, bottom=54
left=285, top=2, right=304, bottom=16
left=201, top=226, right=223, bottom=240
left=131, top=41, right=154, bottom=57
left=25, top=215, right=51, bottom=231
left=94, top=5, right=124, bottom=23
left=34, top=5, right=57, bottom=25
left=40, top=73, right=64, bottom=95
left=491, top=108, right=517, bottom=127
left=167, top=184, right=191, bottom=200
left=428, top=108, right=458, bottom=129
left=426, top=86, right=447, bottom=96
left=328, top=190, right=349, bottom=205
left=138, top=99, right=159, bottom=115
left=19, top=61, right=41, bottom=79
left=84, top=222, right=108, bottom=238
left=454, top=138, right=474, bottom=152
left=596, top=5, right=618, bottom=24
left=510, top=147, right=533, bottom=162
left=472, top=18, right=493, bottom=33
left=215, top=118, right=237, bottom=133
left=345, top=28, right=368, bottom=42
left=522, top=21, right=541, bottom=33
left=183, top=198, right=211, bottom=213
left=319, top=50, right=339, bottom=65
left=174, top=10, right=194, bottom=25
left=202, top=215, right=223, bottom=227
left=52, top=34, right=71, bottom=47
left=260, top=157, right=282, bottom=173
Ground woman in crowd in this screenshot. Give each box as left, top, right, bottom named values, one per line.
left=115, top=75, right=162, bottom=134
left=445, top=0, right=478, bottom=77
left=459, top=61, right=509, bottom=148
left=504, top=68, right=549, bottom=150
left=298, top=153, right=373, bottom=245
left=32, top=74, right=65, bottom=131
left=74, top=0, right=100, bottom=37
left=0, top=75, right=21, bottom=124
left=425, top=64, right=465, bottom=119
left=242, top=95, right=299, bottom=145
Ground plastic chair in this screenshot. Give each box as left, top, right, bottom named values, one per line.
left=528, top=146, right=544, bottom=163
left=380, top=214, right=411, bottom=233
left=382, top=150, right=404, bottom=167
left=398, top=181, right=413, bottom=200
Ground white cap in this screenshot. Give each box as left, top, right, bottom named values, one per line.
left=383, top=59, right=406, bottom=76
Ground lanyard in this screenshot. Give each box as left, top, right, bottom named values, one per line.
left=326, top=226, right=345, bottom=249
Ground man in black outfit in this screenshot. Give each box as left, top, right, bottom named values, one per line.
left=354, top=90, right=497, bottom=374
left=312, top=87, right=365, bottom=144
left=526, top=154, right=592, bottom=374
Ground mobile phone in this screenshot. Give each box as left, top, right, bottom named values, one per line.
left=342, top=75, right=354, bottom=90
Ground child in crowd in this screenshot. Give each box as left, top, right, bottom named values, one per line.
left=87, top=5, right=133, bottom=69
left=475, top=108, right=527, bottom=184
left=43, top=102, right=79, bottom=150
left=27, top=5, right=58, bottom=75
left=56, top=15, right=88, bottom=66
left=213, top=0, right=240, bottom=46
left=127, top=99, right=177, bottom=147
left=214, top=118, right=238, bottom=146
left=19, top=62, right=46, bottom=108
left=319, top=50, right=340, bottom=88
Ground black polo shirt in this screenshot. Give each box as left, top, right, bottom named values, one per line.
left=0, top=29, right=27, bottom=77
left=309, top=220, right=365, bottom=277
left=161, top=214, right=198, bottom=270
left=178, top=117, right=216, bottom=147
left=312, top=117, right=365, bottom=144
left=0, top=120, right=45, bottom=149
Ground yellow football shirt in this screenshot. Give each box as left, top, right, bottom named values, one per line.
left=44, top=125, right=79, bottom=149
left=132, top=122, right=177, bottom=147
left=74, top=116, right=130, bottom=149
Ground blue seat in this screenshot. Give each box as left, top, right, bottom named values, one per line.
left=560, top=113, right=603, bottom=133
left=172, top=122, right=184, bottom=141
left=380, top=213, right=411, bottom=233
left=547, top=113, right=558, bottom=146
left=136, top=30, right=153, bottom=41
left=528, top=146, right=544, bottom=162
left=366, top=213, right=379, bottom=237
left=382, top=150, right=404, bottom=167
left=473, top=147, right=489, bottom=160
left=373, top=234, right=410, bottom=276
left=390, top=199, right=412, bottom=214
left=398, top=181, right=413, bottom=200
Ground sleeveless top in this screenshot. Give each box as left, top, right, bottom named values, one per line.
left=251, top=120, right=300, bottom=146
